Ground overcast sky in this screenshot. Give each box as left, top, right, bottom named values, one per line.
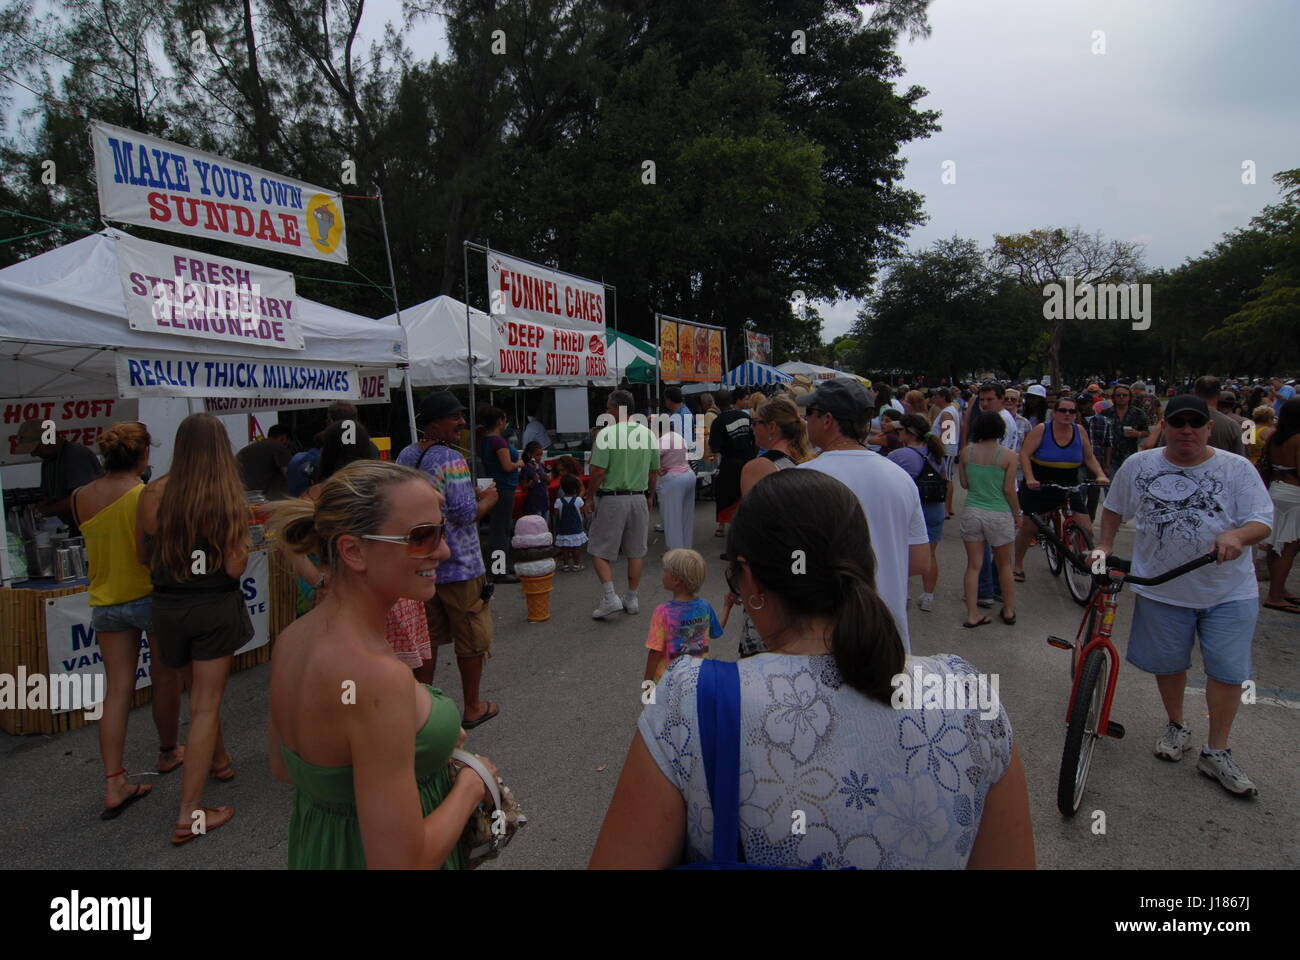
left=364, top=0, right=1300, bottom=342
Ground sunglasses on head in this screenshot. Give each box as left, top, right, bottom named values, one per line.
left=1166, top=415, right=1207, bottom=430
left=360, top=522, right=445, bottom=558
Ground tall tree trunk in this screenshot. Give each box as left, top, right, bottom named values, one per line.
left=242, top=0, right=273, bottom=168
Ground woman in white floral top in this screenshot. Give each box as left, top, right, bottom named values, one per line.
left=590, top=469, right=1034, bottom=869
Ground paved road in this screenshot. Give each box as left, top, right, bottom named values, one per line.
left=3, top=492, right=1297, bottom=870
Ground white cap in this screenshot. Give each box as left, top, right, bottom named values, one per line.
left=1027, top=384, right=1048, bottom=398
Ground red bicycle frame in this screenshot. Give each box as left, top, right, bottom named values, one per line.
left=1063, top=575, right=1121, bottom=735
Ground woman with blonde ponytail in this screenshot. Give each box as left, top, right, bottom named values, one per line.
left=72, top=422, right=184, bottom=819
left=594, top=469, right=1033, bottom=869
left=267, top=460, right=501, bottom=869
left=137, top=413, right=251, bottom=845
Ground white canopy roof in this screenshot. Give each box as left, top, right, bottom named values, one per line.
left=776, top=360, right=842, bottom=379
left=385, top=294, right=620, bottom=388
left=0, top=230, right=407, bottom=399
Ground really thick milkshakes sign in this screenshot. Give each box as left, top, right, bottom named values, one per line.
left=487, top=251, right=608, bottom=382
left=91, top=120, right=348, bottom=264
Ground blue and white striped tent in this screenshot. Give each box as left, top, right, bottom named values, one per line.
left=722, top=361, right=793, bottom=386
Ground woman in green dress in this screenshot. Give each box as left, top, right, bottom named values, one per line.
left=268, top=461, right=498, bottom=869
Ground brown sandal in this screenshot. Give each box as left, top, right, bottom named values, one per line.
left=210, top=754, right=235, bottom=782
left=171, top=805, right=234, bottom=846
left=158, top=744, right=185, bottom=775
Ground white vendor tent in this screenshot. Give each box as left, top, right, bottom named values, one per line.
left=0, top=229, right=407, bottom=400
left=776, top=360, right=841, bottom=380
left=387, top=294, right=631, bottom=389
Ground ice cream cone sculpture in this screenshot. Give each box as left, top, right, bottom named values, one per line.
left=511, top=515, right=557, bottom=622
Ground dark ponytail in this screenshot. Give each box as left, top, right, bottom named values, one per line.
left=728, top=470, right=904, bottom=702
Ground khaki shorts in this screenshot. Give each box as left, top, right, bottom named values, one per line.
left=587, top=494, right=650, bottom=561
left=960, top=507, right=1016, bottom=548
left=425, top=575, right=493, bottom=659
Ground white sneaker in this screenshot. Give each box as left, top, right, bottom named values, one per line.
left=918, top=594, right=934, bottom=612
left=1154, top=721, right=1192, bottom=761
left=1197, top=748, right=1258, bottom=796
left=622, top=593, right=640, bottom=615
left=592, top=595, right=624, bottom=619
left=653, top=522, right=664, bottom=532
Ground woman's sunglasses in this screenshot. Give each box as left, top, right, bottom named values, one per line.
left=1056, top=407, right=1077, bottom=415
left=360, top=523, right=445, bottom=558
left=724, top=559, right=746, bottom=597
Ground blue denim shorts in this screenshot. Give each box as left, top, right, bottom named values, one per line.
left=1126, top=594, right=1255, bottom=685
left=921, top=500, right=946, bottom=544
left=90, top=594, right=153, bottom=634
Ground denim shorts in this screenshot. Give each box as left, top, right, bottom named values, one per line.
left=921, top=500, right=946, bottom=544
left=90, top=594, right=153, bottom=634
left=1127, top=594, right=1255, bottom=685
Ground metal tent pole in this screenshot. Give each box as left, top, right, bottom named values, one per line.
left=376, top=186, right=418, bottom=448
left=464, top=239, right=478, bottom=481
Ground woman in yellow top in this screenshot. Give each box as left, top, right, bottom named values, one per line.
left=70, top=422, right=185, bottom=820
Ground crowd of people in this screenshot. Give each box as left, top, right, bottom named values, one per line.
left=51, top=364, right=1298, bottom=867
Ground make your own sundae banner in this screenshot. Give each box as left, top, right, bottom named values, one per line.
left=115, top=350, right=366, bottom=401
left=658, top=315, right=724, bottom=383
left=116, top=233, right=304, bottom=351
left=1, top=396, right=138, bottom=466
left=91, top=120, right=348, bottom=264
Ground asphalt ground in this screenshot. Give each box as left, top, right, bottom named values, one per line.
left=2, top=487, right=1297, bottom=871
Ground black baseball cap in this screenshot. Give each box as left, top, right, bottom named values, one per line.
left=417, top=391, right=466, bottom=425
left=796, top=378, right=873, bottom=421
left=1163, top=395, right=1210, bottom=425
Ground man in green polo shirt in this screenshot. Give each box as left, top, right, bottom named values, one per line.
left=585, top=389, right=660, bottom=618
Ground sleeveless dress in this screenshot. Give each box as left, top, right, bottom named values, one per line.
left=281, top=684, right=466, bottom=870
left=738, top=450, right=797, bottom=658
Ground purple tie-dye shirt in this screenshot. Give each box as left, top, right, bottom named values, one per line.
left=646, top=598, right=723, bottom=682
left=397, top=442, right=484, bottom=584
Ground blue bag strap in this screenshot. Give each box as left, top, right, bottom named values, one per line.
left=696, top=659, right=743, bottom=863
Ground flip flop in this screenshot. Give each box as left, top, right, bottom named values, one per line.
left=1262, top=602, right=1300, bottom=615
left=462, top=702, right=500, bottom=729
left=171, top=805, right=234, bottom=846
left=1000, top=610, right=1017, bottom=625
left=962, top=617, right=992, bottom=629
left=100, top=782, right=152, bottom=821
left=158, top=745, right=185, bottom=775
left=1013, top=571, right=1026, bottom=583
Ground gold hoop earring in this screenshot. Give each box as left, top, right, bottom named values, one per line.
left=747, top=594, right=765, bottom=611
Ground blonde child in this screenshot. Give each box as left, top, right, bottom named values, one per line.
left=644, top=549, right=722, bottom=684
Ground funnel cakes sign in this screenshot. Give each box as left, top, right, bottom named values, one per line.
left=91, top=120, right=347, bottom=264
left=486, top=250, right=608, bottom=382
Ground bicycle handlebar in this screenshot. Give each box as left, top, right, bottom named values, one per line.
left=1037, top=481, right=1105, bottom=493
left=1107, top=551, right=1218, bottom=586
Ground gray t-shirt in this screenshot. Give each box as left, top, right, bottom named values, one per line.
left=640, top=653, right=1013, bottom=868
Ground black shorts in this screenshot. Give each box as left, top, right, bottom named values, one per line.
left=152, top=590, right=254, bottom=668
left=1020, top=485, right=1087, bottom=518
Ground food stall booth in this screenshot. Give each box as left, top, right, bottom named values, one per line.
left=0, top=229, right=408, bottom=734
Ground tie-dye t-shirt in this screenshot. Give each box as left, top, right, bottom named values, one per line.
left=646, top=598, right=723, bottom=681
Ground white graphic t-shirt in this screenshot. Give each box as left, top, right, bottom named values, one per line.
left=639, top=653, right=1014, bottom=869
left=1103, top=448, right=1273, bottom=608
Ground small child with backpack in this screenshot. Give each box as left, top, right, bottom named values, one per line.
left=552, top=472, right=587, bottom=572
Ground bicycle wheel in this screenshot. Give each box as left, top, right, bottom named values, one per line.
left=1043, top=529, right=1063, bottom=576
left=1058, top=647, right=1109, bottom=817
left=1064, top=524, right=1097, bottom=606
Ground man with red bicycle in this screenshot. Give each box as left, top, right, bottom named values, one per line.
left=1092, top=395, right=1273, bottom=797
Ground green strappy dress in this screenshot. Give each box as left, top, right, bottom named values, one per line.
left=281, top=684, right=466, bottom=870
